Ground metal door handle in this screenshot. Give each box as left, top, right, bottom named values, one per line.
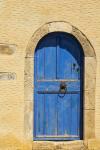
left=59, top=82, right=67, bottom=94
left=37, top=81, right=79, bottom=95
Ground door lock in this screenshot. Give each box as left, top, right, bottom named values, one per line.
left=60, top=82, right=67, bottom=94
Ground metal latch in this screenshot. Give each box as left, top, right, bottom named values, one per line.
left=59, top=82, right=67, bottom=94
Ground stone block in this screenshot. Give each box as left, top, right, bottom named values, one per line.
left=84, top=110, right=95, bottom=139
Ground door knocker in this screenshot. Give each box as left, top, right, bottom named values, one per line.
left=58, top=82, right=67, bottom=98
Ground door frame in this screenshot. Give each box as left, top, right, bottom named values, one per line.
left=24, top=21, right=96, bottom=147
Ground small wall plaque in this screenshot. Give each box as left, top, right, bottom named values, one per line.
left=0, top=44, right=16, bottom=55
left=0, top=72, right=16, bottom=80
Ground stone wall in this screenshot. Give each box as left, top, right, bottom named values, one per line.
left=0, top=0, right=100, bottom=149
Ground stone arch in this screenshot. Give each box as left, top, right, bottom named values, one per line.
left=26, top=21, right=96, bottom=58
left=24, top=21, right=96, bottom=149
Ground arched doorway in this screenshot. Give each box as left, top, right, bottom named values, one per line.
left=34, top=32, right=84, bottom=141
left=24, top=22, right=96, bottom=149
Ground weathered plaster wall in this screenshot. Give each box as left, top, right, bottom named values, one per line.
left=0, top=0, right=100, bottom=149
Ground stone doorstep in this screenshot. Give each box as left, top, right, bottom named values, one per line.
left=32, top=139, right=100, bottom=150
left=32, top=140, right=87, bottom=150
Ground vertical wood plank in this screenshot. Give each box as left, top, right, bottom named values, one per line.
left=44, top=94, right=57, bottom=135
left=36, top=44, right=45, bottom=80
left=70, top=94, right=80, bottom=136
left=57, top=94, right=72, bottom=136
left=45, top=37, right=57, bottom=79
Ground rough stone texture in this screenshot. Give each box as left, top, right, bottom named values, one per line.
left=0, top=72, right=16, bottom=80
left=85, top=57, right=96, bottom=91
left=84, top=90, right=95, bottom=109
left=0, top=44, right=16, bottom=55
left=84, top=110, right=95, bottom=139
left=72, top=28, right=96, bottom=57
left=48, top=21, right=73, bottom=33
left=26, top=24, right=49, bottom=58
left=26, top=21, right=95, bottom=58
left=24, top=58, right=33, bottom=102
left=32, top=141, right=86, bottom=150
left=0, top=0, right=99, bottom=149
left=24, top=58, right=33, bottom=142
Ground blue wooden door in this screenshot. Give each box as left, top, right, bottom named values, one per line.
left=34, top=32, right=84, bottom=141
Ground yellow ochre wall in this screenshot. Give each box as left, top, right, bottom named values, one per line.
left=0, top=0, right=100, bottom=150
